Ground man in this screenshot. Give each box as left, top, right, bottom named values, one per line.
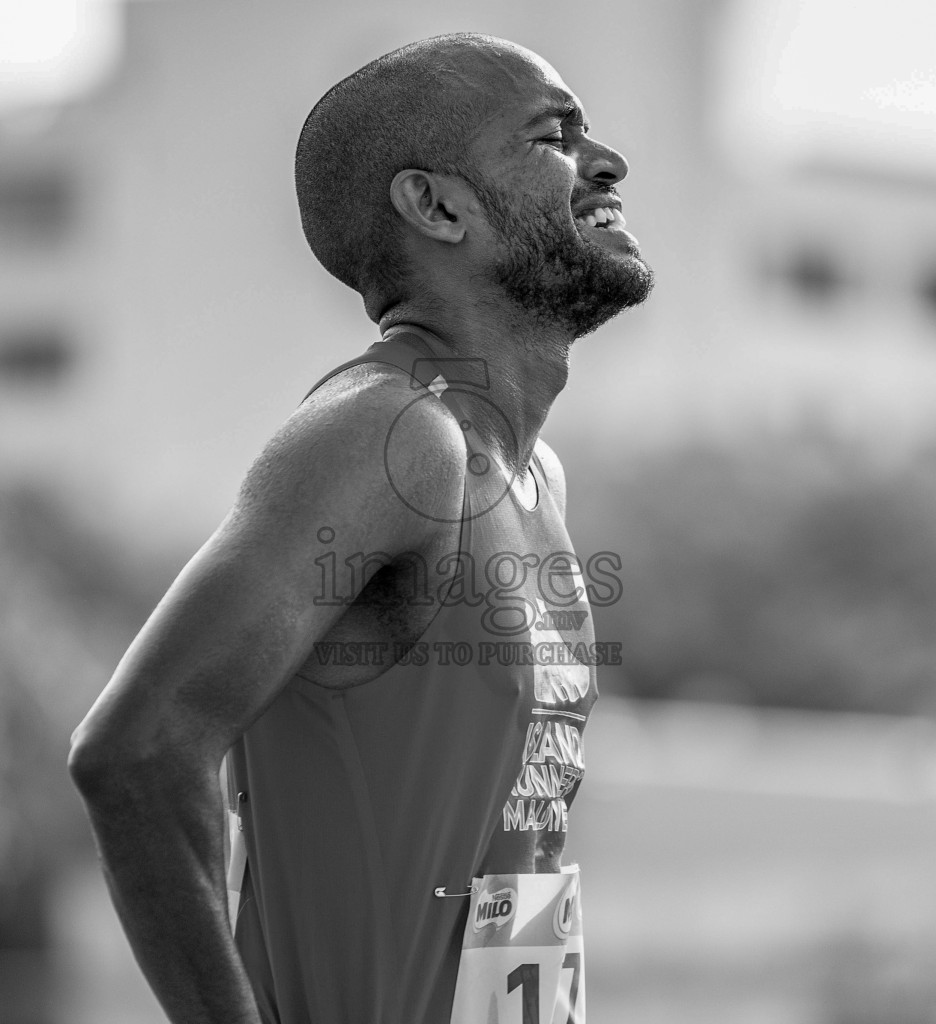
left=69, top=32, right=653, bottom=1024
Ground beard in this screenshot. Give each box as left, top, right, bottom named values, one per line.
left=466, top=174, right=655, bottom=338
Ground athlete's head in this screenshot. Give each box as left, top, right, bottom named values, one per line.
left=296, top=34, right=653, bottom=335
left=296, top=34, right=496, bottom=317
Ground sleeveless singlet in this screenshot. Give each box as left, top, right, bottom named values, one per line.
left=226, top=327, right=598, bottom=1024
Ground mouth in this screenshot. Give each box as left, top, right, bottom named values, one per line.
left=573, top=204, right=639, bottom=248
left=574, top=204, right=625, bottom=229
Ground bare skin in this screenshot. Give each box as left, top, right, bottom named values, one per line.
left=69, top=38, right=639, bottom=1024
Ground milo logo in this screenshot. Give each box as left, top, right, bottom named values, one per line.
left=472, top=887, right=517, bottom=931
left=552, top=878, right=578, bottom=939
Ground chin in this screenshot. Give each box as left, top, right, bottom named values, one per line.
left=488, top=211, right=654, bottom=335
left=570, top=256, right=655, bottom=338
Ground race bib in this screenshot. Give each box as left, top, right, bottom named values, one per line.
left=450, top=867, right=585, bottom=1024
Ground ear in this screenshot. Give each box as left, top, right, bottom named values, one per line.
left=389, top=169, right=468, bottom=244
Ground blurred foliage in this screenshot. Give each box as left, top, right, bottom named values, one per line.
left=584, top=419, right=936, bottom=715
left=0, top=486, right=162, bottom=947
left=820, top=930, right=936, bottom=1024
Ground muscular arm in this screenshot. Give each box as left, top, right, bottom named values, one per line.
left=68, top=369, right=465, bottom=1024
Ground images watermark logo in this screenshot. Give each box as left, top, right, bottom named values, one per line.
left=383, top=357, right=518, bottom=524
left=310, top=529, right=624, bottom=614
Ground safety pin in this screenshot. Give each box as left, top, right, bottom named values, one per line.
left=433, top=884, right=479, bottom=898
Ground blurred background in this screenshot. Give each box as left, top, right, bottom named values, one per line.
left=2, top=0, right=936, bottom=1021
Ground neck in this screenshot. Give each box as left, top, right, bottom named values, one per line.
left=379, top=299, right=572, bottom=475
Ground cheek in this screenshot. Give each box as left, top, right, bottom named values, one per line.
left=517, top=173, right=575, bottom=219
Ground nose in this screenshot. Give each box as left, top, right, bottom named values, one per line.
left=578, top=137, right=629, bottom=185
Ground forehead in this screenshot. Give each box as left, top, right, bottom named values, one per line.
left=458, top=45, right=585, bottom=137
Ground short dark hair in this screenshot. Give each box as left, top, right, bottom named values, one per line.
left=295, top=34, right=508, bottom=320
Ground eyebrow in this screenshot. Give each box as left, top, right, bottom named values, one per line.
left=520, top=98, right=590, bottom=134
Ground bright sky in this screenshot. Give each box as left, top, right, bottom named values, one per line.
left=714, top=0, right=936, bottom=174
left=0, top=0, right=125, bottom=111
left=3, top=0, right=934, bottom=177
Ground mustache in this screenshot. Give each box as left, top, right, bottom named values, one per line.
left=570, top=183, right=619, bottom=207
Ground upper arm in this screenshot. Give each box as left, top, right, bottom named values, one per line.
left=535, top=437, right=568, bottom=520
left=70, top=369, right=466, bottom=777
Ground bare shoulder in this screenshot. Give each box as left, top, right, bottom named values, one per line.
left=233, top=360, right=467, bottom=552
left=534, top=437, right=567, bottom=519
left=67, top=360, right=469, bottom=776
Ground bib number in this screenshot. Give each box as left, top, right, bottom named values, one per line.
left=449, top=868, right=585, bottom=1024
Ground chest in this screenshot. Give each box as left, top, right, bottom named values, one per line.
left=298, top=470, right=596, bottom=691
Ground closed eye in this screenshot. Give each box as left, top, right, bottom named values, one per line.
left=538, top=120, right=589, bottom=150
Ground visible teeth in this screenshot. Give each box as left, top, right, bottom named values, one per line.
left=575, top=206, right=626, bottom=229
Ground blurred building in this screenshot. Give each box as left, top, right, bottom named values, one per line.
left=714, top=0, right=936, bottom=345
